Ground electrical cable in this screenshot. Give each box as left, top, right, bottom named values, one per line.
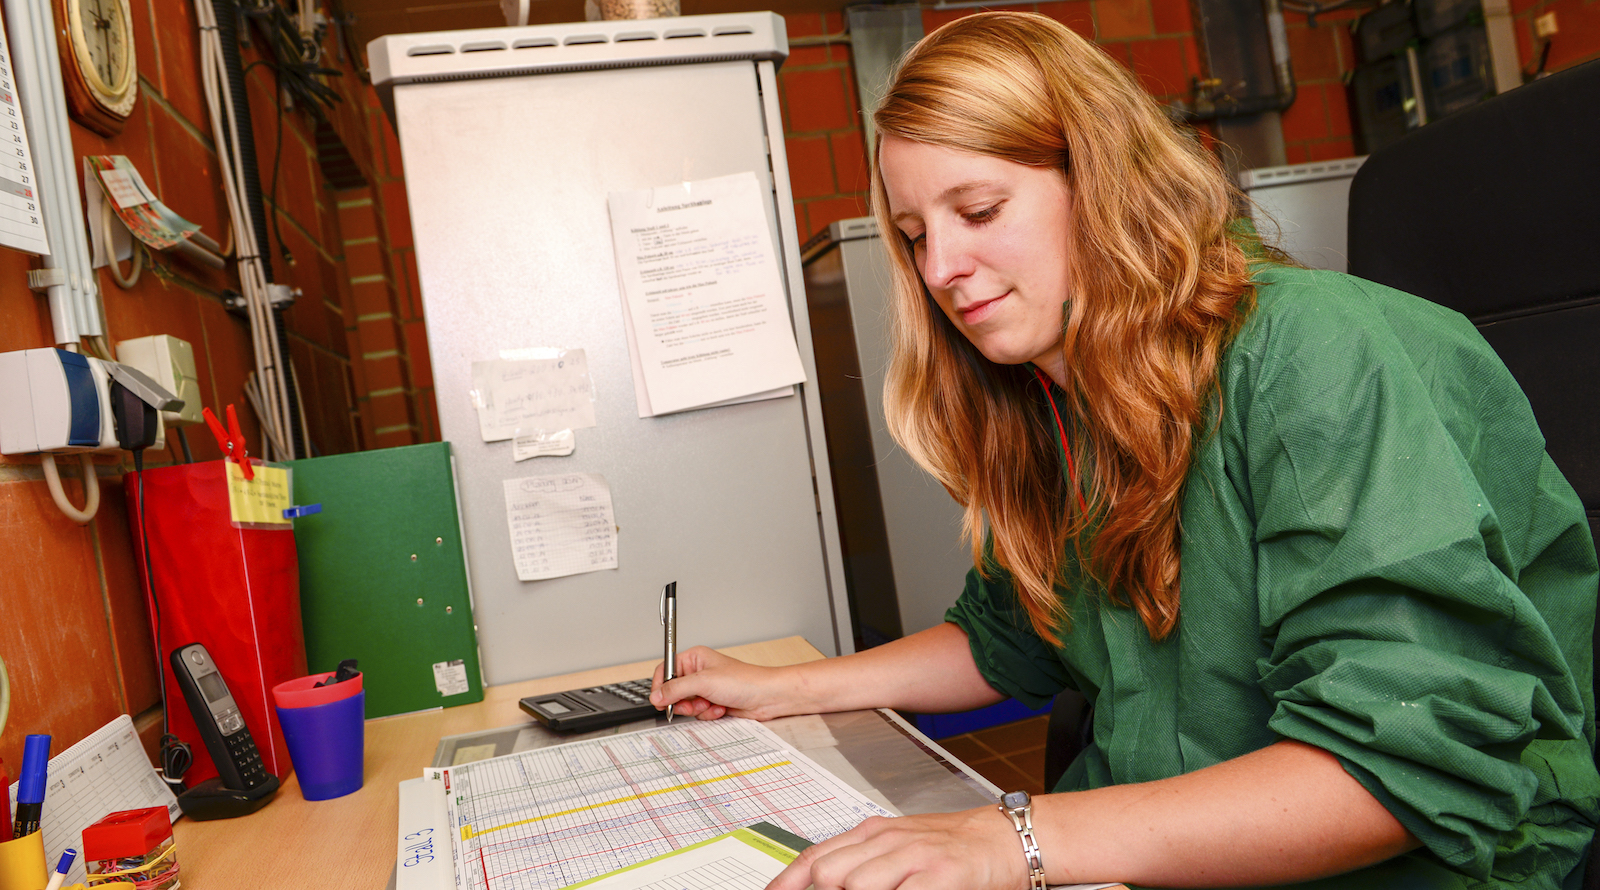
left=133, top=449, right=193, bottom=790
left=175, top=426, right=194, bottom=463
left=42, top=452, right=100, bottom=524
left=101, top=199, right=145, bottom=289
left=197, top=0, right=295, bottom=459
left=0, top=652, right=10, bottom=738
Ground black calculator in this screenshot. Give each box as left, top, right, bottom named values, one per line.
left=519, top=679, right=661, bottom=732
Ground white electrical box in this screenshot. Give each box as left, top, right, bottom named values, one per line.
left=0, top=348, right=116, bottom=454
left=117, top=335, right=202, bottom=425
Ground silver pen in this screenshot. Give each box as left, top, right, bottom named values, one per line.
left=661, top=581, right=677, bottom=722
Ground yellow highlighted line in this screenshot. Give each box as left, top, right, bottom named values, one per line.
left=462, top=761, right=792, bottom=840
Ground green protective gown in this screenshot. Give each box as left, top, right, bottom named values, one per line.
left=946, top=263, right=1600, bottom=888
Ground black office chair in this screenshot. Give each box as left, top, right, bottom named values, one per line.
left=1348, top=57, right=1600, bottom=886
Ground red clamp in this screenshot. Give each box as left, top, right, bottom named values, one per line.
left=202, top=404, right=254, bottom=480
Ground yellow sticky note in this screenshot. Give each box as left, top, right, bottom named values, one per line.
left=226, top=461, right=291, bottom=526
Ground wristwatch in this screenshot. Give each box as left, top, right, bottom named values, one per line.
left=998, top=789, right=1048, bottom=889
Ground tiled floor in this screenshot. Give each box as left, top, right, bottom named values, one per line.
left=933, top=713, right=1051, bottom=796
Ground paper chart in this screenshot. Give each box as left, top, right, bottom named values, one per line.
left=430, top=718, right=890, bottom=890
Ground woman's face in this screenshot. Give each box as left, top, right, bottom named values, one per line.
left=880, top=136, right=1075, bottom=382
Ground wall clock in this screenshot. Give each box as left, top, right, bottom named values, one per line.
left=56, top=0, right=138, bottom=136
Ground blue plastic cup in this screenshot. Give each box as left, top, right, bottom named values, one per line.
left=274, top=689, right=365, bottom=800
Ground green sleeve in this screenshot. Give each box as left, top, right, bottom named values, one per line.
left=1238, top=272, right=1596, bottom=878
left=945, top=559, right=1074, bottom=710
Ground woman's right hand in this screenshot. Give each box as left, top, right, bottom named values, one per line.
left=649, top=646, right=803, bottom=721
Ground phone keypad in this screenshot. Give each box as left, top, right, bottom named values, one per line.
left=224, top=729, right=269, bottom=788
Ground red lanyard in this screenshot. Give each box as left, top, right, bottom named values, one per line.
left=1033, top=368, right=1087, bottom=513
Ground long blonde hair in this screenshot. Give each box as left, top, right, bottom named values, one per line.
left=872, top=12, right=1255, bottom=642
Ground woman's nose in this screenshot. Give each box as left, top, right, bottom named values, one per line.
left=919, top=227, right=973, bottom=289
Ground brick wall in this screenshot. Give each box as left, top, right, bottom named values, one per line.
left=0, top=2, right=389, bottom=766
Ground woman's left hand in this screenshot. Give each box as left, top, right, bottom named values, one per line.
left=768, top=808, right=1028, bottom=890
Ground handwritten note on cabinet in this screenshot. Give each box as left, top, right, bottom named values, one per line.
left=502, top=473, right=618, bottom=581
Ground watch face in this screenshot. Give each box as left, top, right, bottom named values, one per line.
left=1002, top=790, right=1030, bottom=809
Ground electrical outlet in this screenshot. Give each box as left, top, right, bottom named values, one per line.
left=0, top=348, right=118, bottom=454
left=117, top=334, right=202, bottom=425
left=1535, top=11, right=1558, bottom=37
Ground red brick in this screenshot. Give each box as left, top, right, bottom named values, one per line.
left=91, top=484, right=160, bottom=714
left=369, top=391, right=414, bottom=429
left=381, top=180, right=414, bottom=250
left=416, top=389, right=441, bottom=443
left=364, top=354, right=405, bottom=391
left=1037, top=1, right=1097, bottom=40
left=1307, top=138, right=1356, bottom=161
left=830, top=130, right=870, bottom=194
left=803, top=195, right=869, bottom=239
left=348, top=279, right=390, bottom=325
left=1279, top=82, right=1330, bottom=142
left=1183, top=35, right=1205, bottom=78
left=338, top=200, right=379, bottom=243
left=375, top=428, right=419, bottom=449
left=404, top=321, right=434, bottom=391
left=345, top=240, right=387, bottom=279
left=149, top=0, right=206, bottom=129
left=149, top=103, right=229, bottom=242
left=1150, top=0, right=1192, bottom=34
left=922, top=7, right=973, bottom=33
left=787, top=45, right=829, bottom=67
left=1096, top=0, right=1154, bottom=39
left=378, top=110, right=405, bottom=180
left=1288, top=22, right=1343, bottom=81
left=354, top=399, right=376, bottom=449
left=1284, top=143, right=1312, bottom=163
left=782, top=68, right=853, bottom=133
left=1325, top=80, right=1353, bottom=138
left=1100, top=40, right=1136, bottom=67
left=1545, top=0, right=1600, bottom=71
left=402, top=250, right=424, bottom=321
left=357, top=314, right=401, bottom=354
left=0, top=479, right=125, bottom=752
left=785, top=135, right=835, bottom=199
left=1129, top=37, right=1188, bottom=96
left=131, top=0, right=158, bottom=99
left=783, top=11, right=828, bottom=38
left=823, top=10, right=845, bottom=32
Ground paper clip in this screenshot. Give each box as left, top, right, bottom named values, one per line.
left=202, top=404, right=254, bottom=481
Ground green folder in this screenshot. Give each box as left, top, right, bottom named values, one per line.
left=289, top=442, right=485, bottom=717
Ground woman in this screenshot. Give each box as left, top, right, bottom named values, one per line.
left=652, top=12, right=1599, bottom=888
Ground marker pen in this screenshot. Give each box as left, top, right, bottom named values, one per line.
left=13, top=734, right=51, bottom=838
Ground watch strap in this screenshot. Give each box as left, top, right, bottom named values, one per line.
left=999, top=791, right=1048, bottom=890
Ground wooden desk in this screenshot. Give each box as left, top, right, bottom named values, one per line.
left=170, top=637, right=834, bottom=887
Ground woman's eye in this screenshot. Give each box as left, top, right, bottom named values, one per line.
left=965, top=205, right=1001, bottom=225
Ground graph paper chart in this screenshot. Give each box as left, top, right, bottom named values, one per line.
left=633, top=856, right=766, bottom=890
left=435, top=718, right=890, bottom=890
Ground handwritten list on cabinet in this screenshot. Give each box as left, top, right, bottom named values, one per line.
left=503, top=473, right=618, bottom=581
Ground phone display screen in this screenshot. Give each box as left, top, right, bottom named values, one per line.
left=198, top=671, right=229, bottom=703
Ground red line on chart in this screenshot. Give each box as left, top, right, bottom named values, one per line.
left=685, top=725, right=806, bottom=836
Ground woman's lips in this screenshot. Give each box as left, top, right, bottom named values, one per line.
left=960, top=292, right=1007, bottom=326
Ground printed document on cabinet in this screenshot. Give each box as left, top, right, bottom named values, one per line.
left=607, top=172, right=806, bottom=417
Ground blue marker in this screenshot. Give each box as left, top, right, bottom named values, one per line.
left=43, top=848, right=75, bottom=890
left=12, top=734, right=50, bottom=837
